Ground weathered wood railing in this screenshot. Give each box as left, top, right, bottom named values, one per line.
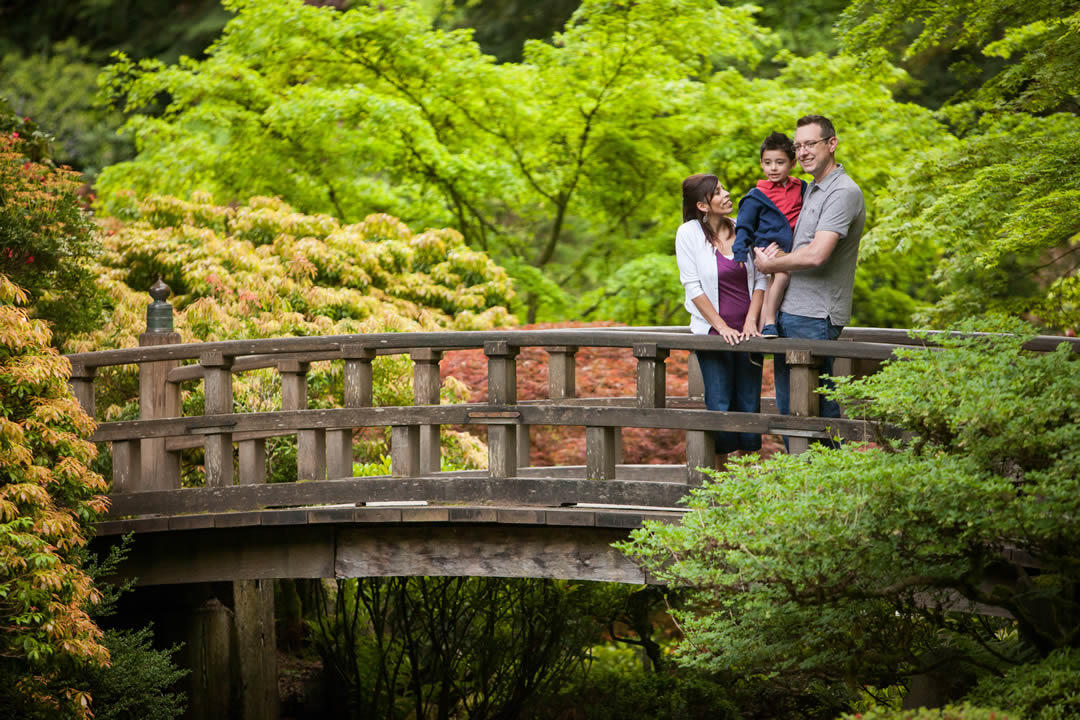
left=66, top=322, right=1079, bottom=525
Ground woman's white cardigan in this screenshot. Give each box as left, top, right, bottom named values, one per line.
left=675, top=219, right=767, bottom=335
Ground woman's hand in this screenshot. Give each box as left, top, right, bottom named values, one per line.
left=714, top=324, right=742, bottom=345
left=742, top=319, right=761, bottom=338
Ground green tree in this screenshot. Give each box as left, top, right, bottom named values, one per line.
left=0, top=274, right=111, bottom=719
left=96, top=0, right=951, bottom=324
left=309, top=576, right=611, bottom=719
left=840, top=1, right=1080, bottom=331
left=0, top=41, right=134, bottom=178
left=619, top=321, right=1080, bottom=710
left=96, top=0, right=775, bottom=321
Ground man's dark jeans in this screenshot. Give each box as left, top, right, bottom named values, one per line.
left=774, top=312, right=843, bottom=439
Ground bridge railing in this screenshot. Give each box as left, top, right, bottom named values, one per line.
left=64, top=295, right=1078, bottom=522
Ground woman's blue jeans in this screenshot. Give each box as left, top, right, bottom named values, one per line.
left=694, top=349, right=763, bottom=454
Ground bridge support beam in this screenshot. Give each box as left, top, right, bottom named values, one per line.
left=182, top=584, right=279, bottom=720
left=233, top=579, right=279, bottom=720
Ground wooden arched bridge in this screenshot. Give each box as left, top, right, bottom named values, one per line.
left=67, top=318, right=1075, bottom=586
left=66, top=306, right=1077, bottom=719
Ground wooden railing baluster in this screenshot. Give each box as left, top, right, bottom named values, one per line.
left=545, top=345, right=577, bottom=399
left=202, top=350, right=235, bottom=487
left=68, top=364, right=96, bottom=419
left=326, top=344, right=376, bottom=479
left=634, top=343, right=668, bottom=409
left=391, top=424, right=421, bottom=477
left=279, top=359, right=325, bottom=482
left=786, top=350, right=820, bottom=455
left=485, top=340, right=519, bottom=478
left=585, top=426, right=617, bottom=480
left=411, top=348, right=442, bottom=474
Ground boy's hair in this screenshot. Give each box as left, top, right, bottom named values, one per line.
left=796, top=114, right=836, bottom=140
left=760, top=131, right=795, bottom=161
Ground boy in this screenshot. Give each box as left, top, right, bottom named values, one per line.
left=732, top=131, right=806, bottom=337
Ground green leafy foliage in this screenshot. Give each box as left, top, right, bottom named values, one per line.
left=0, top=274, right=110, bottom=719
left=620, top=321, right=1080, bottom=710
left=308, top=577, right=612, bottom=719
left=861, top=112, right=1080, bottom=330
left=840, top=0, right=1080, bottom=114
left=0, top=41, right=134, bottom=178
left=841, top=2, right=1080, bottom=332
left=69, top=191, right=507, bottom=477
left=0, top=103, right=106, bottom=343
left=94, top=0, right=773, bottom=319
left=63, top=627, right=186, bottom=720
left=836, top=705, right=1016, bottom=720
left=966, top=648, right=1080, bottom=720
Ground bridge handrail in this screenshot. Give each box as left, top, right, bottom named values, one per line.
left=66, top=321, right=1076, bottom=514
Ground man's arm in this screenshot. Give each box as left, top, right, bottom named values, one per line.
left=753, top=230, right=840, bottom=273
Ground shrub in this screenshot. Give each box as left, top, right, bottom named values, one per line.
left=836, top=705, right=1016, bottom=720
left=0, top=103, right=105, bottom=343
left=966, top=648, right=1080, bottom=720
left=0, top=274, right=110, bottom=718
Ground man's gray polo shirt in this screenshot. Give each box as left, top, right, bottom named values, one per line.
left=780, top=165, right=865, bottom=326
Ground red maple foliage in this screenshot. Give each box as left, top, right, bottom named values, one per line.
left=440, top=323, right=783, bottom=466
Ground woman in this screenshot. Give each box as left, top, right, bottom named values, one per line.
left=674, top=173, right=765, bottom=458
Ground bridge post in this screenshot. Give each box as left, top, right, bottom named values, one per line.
left=545, top=346, right=577, bottom=399
left=392, top=424, right=421, bottom=477
left=233, top=579, right=279, bottom=720
left=685, top=431, right=715, bottom=486
left=687, top=352, right=704, bottom=400
left=411, top=348, right=443, bottom=473
left=485, top=340, right=519, bottom=478
left=201, top=350, right=235, bottom=487
left=586, top=426, right=617, bottom=480
left=634, top=343, right=669, bottom=409
left=68, top=364, right=96, bottom=419
left=279, top=360, right=326, bottom=482
left=786, top=350, right=820, bottom=455
left=138, top=279, right=181, bottom=491
left=326, top=344, right=376, bottom=479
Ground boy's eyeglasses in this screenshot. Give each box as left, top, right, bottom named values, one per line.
left=792, top=136, right=833, bottom=152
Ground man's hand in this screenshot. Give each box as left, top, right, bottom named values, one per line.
left=753, top=244, right=781, bottom=273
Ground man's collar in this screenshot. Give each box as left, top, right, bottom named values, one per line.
left=811, top=164, right=846, bottom=190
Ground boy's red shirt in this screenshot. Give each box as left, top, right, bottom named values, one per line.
left=757, top=177, right=802, bottom=231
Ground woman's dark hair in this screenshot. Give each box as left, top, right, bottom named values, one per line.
left=682, top=173, right=734, bottom=246
left=760, top=131, right=795, bottom=161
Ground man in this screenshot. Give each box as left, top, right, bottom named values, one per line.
left=753, top=114, right=865, bottom=428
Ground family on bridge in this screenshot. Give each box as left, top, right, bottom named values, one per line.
left=674, top=114, right=866, bottom=460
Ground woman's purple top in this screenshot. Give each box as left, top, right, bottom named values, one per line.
left=708, top=251, right=750, bottom=334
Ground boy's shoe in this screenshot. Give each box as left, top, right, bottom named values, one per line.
left=760, top=323, right=779, bottom=338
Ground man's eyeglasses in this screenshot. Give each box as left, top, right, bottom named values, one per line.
left=792, top=136, right=833, bottom=153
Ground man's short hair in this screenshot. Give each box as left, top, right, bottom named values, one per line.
left=761, top=131, right=795, bottom=161
left=796, top=114, right=836, bottom=140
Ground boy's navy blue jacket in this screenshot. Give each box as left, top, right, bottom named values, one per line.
left=732, top=179, right=807, bottom=263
